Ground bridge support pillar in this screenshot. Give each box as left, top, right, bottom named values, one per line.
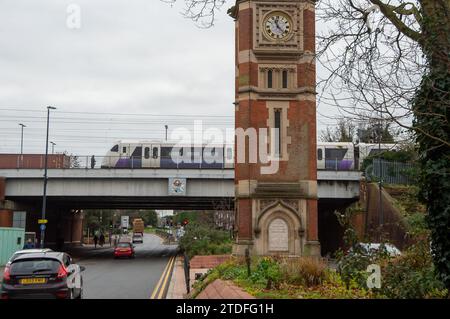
left=0, top=177, right=13, bottom=227
left=51, top=210, right=84, bottom=249
left=0, top=210, right=13, bottom=227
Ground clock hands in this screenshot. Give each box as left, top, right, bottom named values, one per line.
left=274, top=17, right=285, bottom=35
left=266, top=15, right=289, bottom=38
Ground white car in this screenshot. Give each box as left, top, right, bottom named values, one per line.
left=132, top=233, right=143, bottom=244
left=5, top=249, right=53, bottom=267
left=350, top=243, right=402, bottom=257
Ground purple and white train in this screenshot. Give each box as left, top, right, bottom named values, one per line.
left=101, top=140, right=397, bottom=170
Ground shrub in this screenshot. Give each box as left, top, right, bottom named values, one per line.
left=380, top=240, right=448, bottom=298
left=280, top=257, right=327, bottom=287
left=179, top=222, right=232, bottom=258
left=310, top=271, right=377, bottom=299
left=250, top=257, right=283, bottom=289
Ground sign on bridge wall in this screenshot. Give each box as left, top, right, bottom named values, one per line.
left=168, top=178, right=186, bottom=196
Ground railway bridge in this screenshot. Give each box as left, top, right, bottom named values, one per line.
left=0, top=168, right=360, bottom=254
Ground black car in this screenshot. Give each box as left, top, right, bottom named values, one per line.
left=1, top=252, right=85, bottom=299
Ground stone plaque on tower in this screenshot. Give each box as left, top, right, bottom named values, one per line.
left=268, top=218, right=289, bottom=252
left=229, top=0, right=320, bottom=256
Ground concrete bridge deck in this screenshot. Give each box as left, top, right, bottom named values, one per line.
left=0, top=169, right=361, bottom=210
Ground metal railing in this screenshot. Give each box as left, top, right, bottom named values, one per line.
left=183, top=252, right=190, bottom=294
left=3, top=154, right=367, bottom=171
left=0, top=154, right=235, bottom=170
left=368, top=159, right=417, bottom=185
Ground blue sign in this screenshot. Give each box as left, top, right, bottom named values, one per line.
left=40, top=224, right=46, bottom=231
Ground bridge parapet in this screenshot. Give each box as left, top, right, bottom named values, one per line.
left=0, top=169, right=361, bottom=204
left=0, top=168, right=361, bottom=181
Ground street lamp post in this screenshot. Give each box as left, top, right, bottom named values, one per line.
left=50, top=141, right=56, bottom=154
left=40, top=106, right=56, bottom=248
left=19, top=123, right=26, bottom=168
left=165, top=125, right=168, bottom=141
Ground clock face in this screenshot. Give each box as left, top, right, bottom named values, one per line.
left=264, top=13, right=291, bottom=40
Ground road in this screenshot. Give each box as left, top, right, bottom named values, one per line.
left=69, top=233, right=178, bottom=299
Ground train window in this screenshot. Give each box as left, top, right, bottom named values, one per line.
left=144, top=147, right=150, bottom=159
left=111, top=145, right=119, bottom=152
left=202, top=147, right=214, bottom=156
left=132, top=147, right=142, bottom=158
left=193, top=147, right=202, bottom=161
left=161, top=147, right=171, bottom=158
left=152, top=147, right=159, bottom=159
left=227, top=148, right=233, bottom=160
left=122, top=147, right=127, bottom=154
left=317, top=149, right=323, bottom=161
left=325, top=148, right=347, bottom=160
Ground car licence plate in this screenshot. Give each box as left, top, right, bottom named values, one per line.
left=20, top=278, right=47, bottom=285
left=119, top=249, right=128, bottom=252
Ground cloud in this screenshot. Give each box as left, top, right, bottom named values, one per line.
left=0, top=0, right=235, bottom=154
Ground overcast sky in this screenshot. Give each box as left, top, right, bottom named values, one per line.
left=0, top=0, right=337, bottom=158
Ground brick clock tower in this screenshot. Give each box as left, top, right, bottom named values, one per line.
left=229, top=0, right=320, bottom=256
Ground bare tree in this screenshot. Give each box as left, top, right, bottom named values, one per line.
left=320, top=117, right=397, bottom=143
left=170, top=0, right=450, bottom=289
left=317, top=0, right=448, bottom=147
left=317, top=0, right=449, bottom=289
left=212, top=197, right=235, bottom=236
left=320, top=118, right=357, bottom=142
left=161, top=0, right=228, bottom=27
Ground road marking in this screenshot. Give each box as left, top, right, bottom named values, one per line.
left=157, top=255, right=176, bottom=299
left=150, top=255, right=175, bottom=299
left=150, top=256, right=172, bottom=299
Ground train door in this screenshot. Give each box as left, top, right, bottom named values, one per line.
left=224, top=145, right=234, bottom=168
left=130, top=145, right=142, bottom=168
left=120, top=144, right=130, bottom=158
left=317, top=145, right=325, bottom=169
left=354, top=144, right=360, bottom=170
left=142, top=145, right=151, bottom=168
left=116, top=143, right=131, bottom=168
left=150, top=144, right=160, bottom=168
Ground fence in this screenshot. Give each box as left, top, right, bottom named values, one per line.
left=0, top=227, right=25, bottom=266
left=368, top=159, right=417, bottom=185
left=183, top=252, right=190, bottom=294
left=0, top=155, right=235, bottom=170
left=0, top=154, right=71, bottom=169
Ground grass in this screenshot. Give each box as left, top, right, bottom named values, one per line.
left=191, top=257, right=379, bottom=299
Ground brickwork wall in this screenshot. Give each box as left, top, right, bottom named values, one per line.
left=234, top=1, right=318, bottom=255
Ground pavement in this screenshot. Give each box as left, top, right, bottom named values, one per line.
left=196, top=279, right=255, bottom=299
left=166, top=256, right=188, bottom=299
left=165, top=258, right=256, bottom=299
left=71, top=233, right=178, bottom=299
